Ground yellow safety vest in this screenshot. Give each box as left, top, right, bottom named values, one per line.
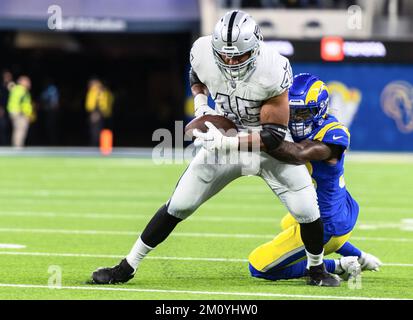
left=7, top=84, right=33, bottom=117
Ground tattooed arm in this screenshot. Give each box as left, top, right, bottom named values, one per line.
left=269, top=140, right=344, bottom=165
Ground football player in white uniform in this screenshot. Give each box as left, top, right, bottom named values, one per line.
left=91, top=10, right=339, bottom=287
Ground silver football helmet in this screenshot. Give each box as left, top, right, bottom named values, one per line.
left=212, top=10, right=263, bottom=83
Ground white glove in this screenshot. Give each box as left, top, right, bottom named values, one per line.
left=194, top=94, right=217, bottom=118
left=193, top=121, right=239, bottom=152
left=358, top=251, right=383, bottom=271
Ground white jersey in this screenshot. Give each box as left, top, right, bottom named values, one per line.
left=190, top=35, right=293, bottom=129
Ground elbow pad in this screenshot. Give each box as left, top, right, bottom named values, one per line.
left=260, top=123, right=288, bottom=152
left=189, top=68, right=202, bottom=87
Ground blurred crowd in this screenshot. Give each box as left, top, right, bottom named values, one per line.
left=0, top=70, right=114, bottom=148
left=221, top=0, right=357, bottom=9
left=85, top=78, right=114, bottom=146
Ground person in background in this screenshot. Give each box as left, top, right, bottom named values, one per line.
left=0, top=70, right=15, bottom=145
left=85, top=78, right=114, bottom=146
left=7, top=75, right=33, bottom=148
left=40, top=79, right=60, bottom=145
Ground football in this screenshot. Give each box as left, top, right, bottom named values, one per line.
left=185, top=114, right=238, bottom=139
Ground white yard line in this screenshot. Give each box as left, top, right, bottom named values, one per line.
left=0, top=251, right=246, bottom=262
left=1, top=211, right=413, bottom=228
left=0, top=244, right=26, bottom=249
left=0, top=251, right=410, bottom=267
left=351, top=236, right=413, bottom=242
left=5, top=196, right=412, bottom=211
left=345, top=152, right=413, bottom=163
left=1, top=227, right=413, bottom=242
left=0, top=283, right=408, bottom=300
left=0, top=211, right=278, bottom=223
left=0, top=227, right=269, bottom=238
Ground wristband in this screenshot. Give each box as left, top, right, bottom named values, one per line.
left=194, top=94, right=208, bottom=111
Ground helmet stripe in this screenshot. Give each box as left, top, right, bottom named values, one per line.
left=305, top=80, right=325, bottom=105
left=227, top=11, right=238, bottom=46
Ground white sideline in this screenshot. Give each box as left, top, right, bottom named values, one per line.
left=0, top=283, right=408, bottom=300
left=0, top=227, right=412, bottom=242
left=0, top=251, right=410, bottom=267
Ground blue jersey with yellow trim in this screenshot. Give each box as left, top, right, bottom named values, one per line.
left=297, top=115, right=359, bottom=236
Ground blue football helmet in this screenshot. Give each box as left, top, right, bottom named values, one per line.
left=288, top=73, right=329, bottom=140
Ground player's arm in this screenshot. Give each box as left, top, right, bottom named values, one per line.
left=238, top=90, right=289, bottom=152
left=190, top=67, right=208, bottom=96
left=189, top=68, right=217, bottom=117
left=269, top=140, right=344, bottom=165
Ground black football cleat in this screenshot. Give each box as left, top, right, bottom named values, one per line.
left=306, top=263, right=341, bottom=287
left=91, top=258, right=135, bottom=284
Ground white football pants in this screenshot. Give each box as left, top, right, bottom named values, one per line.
left=167, top=141, right=320, bottom=224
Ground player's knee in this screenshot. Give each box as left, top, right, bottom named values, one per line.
left=282, top=186, right=320, bottom=224
left=249, top=263, right=264, bottom=278
left=248, top=245, right=282, bottom=274
left=280, top=213, right=298, bottom=230
left=248, top=263, right=283, bottom=281
left=167, top=198, right=198, bottom=220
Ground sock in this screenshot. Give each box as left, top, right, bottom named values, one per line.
left=300, top=218, right=324, bottom=255
left=126, top=204, right=182, bottom=271
left=126, top=237, right=153, bottom=272
left=305, top=249, right=324, bottom=269
left=336, top=242, right=362, bottom=257
left=300, top=218, right=324, bottom=268
left=140, top=204, right=182, bottom=247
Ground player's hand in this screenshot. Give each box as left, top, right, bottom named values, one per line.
left=193, top=94, right=217, bottom=118
left=193, top=121, right=238, bottom=152
left=358, top=252, right=383, bottom=271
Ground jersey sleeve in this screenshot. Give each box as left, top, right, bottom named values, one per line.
left=189, top=36, right=210, bottom=75
left=189, top=39, right=201, bottom=74
left=266, top=55, right=293, bottom=97
left=321, top=125, right=351, bottom=149
left=189, top=36, right=214, bottom=84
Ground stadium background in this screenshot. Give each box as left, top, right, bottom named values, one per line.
left=0, top=0, right=412, bottom=151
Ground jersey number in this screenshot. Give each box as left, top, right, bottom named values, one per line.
left=215, top=93, right=261, bottom=126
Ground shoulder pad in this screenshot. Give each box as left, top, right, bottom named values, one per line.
left=254, top=46, right=293, bottom=97
left=313, top=122, right=350, bottom=149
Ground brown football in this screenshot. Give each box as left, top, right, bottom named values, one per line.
left=185, top=115, right=238, bottom=139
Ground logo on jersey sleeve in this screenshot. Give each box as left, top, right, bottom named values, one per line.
left=280, top=61, right=293, bottom=90
left=313, top=121, right=350, bottom=148
left=324, top=127, right=350, bottom=148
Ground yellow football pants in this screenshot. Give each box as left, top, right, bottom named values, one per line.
left=249, top=213, right=352, bottom=272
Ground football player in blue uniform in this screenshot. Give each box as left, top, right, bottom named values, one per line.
left=248, top=73, right=382, bottom=283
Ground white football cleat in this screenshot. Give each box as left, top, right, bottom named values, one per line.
left=336, top=256, right=362, bottom=281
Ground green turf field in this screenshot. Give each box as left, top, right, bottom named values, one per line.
left=0, top=155, right=412, bottom=300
